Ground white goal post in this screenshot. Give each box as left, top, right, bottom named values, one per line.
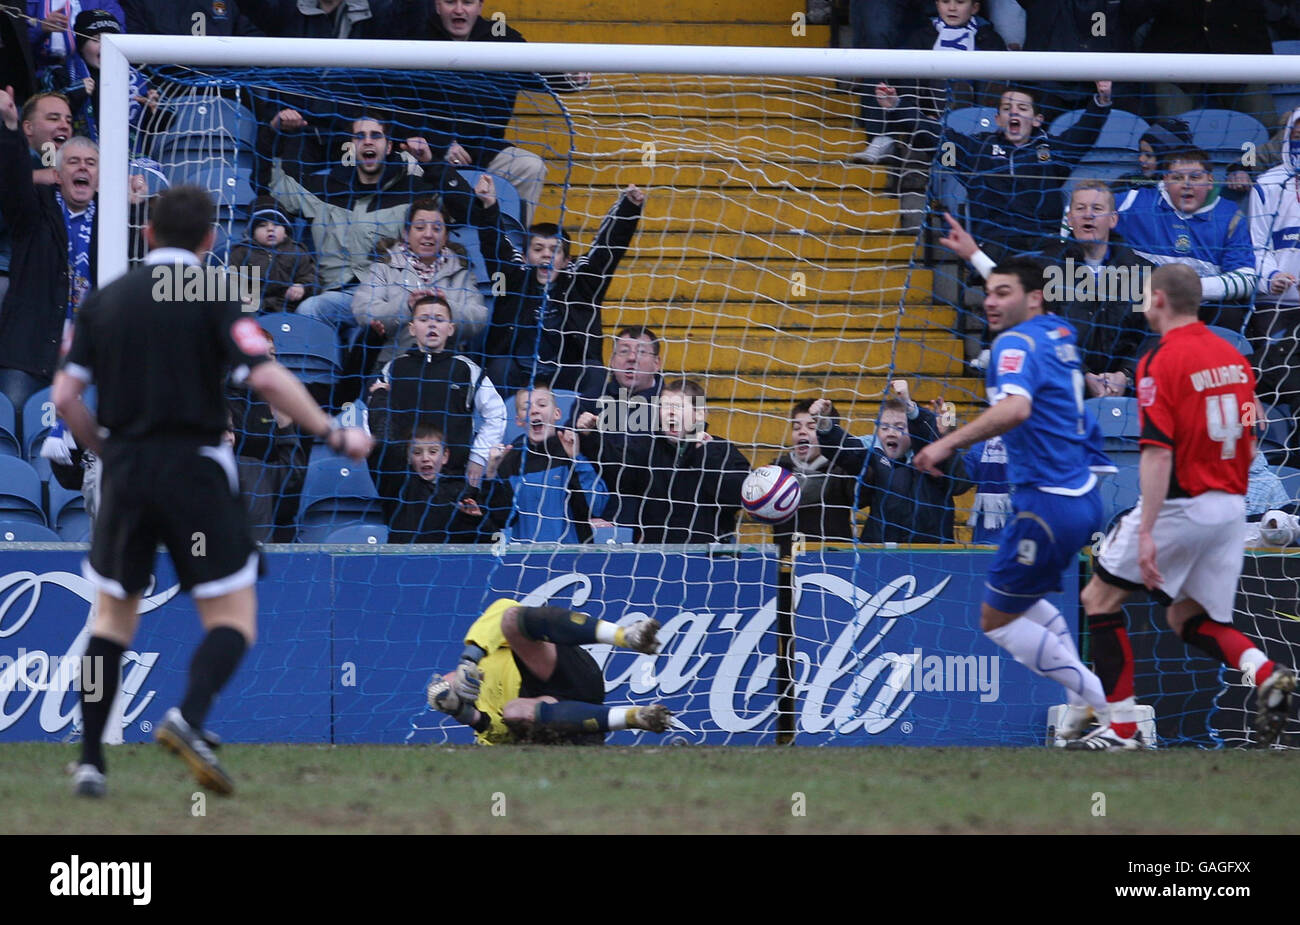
left=96, top=36, right=1300, bottom=279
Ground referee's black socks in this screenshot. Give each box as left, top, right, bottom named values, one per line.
left=80, top=636, right=125, bottom=773
left=179, top=627, right=248, bottom=730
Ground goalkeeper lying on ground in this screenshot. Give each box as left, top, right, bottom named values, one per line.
left=426, top=599, right=674, bottom=744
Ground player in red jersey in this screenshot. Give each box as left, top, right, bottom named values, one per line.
left=1070, top=264, right=1296, bottom=750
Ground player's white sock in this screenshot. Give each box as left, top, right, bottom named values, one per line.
left=986, top=617, right=1108, bottom=712
left=1020, top=600, right=1086, bottom=707
left=1239, top=648, right=1268, bottom=686
left=594, top=621, right=621, bottom=645
left=607, top=708, right=631, bottom=731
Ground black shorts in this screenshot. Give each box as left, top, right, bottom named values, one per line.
left=87, top=439, right=259, bottom=599
left=515, top=644, right=604, bottom=705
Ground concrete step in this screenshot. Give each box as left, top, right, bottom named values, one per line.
left=564, top=89, right=858, bottom=122
left=694, top=373, right=984, bottom=404
left=550, top=159, right=888, bottom=191
left=515, top=119, right=862, bottom=162
left=511, top=21, right=831, bottom=46
left=669, top=331, right=965, bottom=376
left=606, top=295, right=954, bottom=330
left=600, top=264, right=934, bottom=305
left=571, top=231, right=919, bottom=263
left=535, top=187, right=897, bottom=234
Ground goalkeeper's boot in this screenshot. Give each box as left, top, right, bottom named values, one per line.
left=156, top=707, right=234, bottom=795
left=1064, top=724, right=1141, bottom=752
left=71, top=763, right=106, bottom=798
left=1053, top=704, right=1096, bottom=746
left=628, top=704, right=674, bottom=733
left=621, top=619, right=662, bottom=655
left=1255, top=666, right=1296, bottom=747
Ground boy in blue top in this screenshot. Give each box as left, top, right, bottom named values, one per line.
left=915, top=257, right=1116, bottom=736
left=483, top=380, right=608, bottom=544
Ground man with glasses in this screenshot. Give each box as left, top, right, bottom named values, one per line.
left=1115, top=149, right=1256, bottom=332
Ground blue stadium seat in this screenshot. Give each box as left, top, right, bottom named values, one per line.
left=1066, top=162, right=1132, bottom=193
left=296, top=455, right=384, bottom=542
left=324, top=523, right=389, bottom=544
left=1049, top=108, right=1149, bottom=164
left=1204, top=324, right=1252, bottom=357
left=1275, top=465, right=1300, bottom=502
left=502, top=389, right=579, bottom=445
left=457, top=169, right=525, bottom=225
left=257, top=312, right=341, bottom=384
left=0, top=521, right=61, bottom=542
left=0, top=392, right=19, bottom=458
left=1259, top=402, right=1293, bottom=459
left=0, top=457, right=48, bottom=526
left=47, top=480, right=91, bottom=542
left=1098, top=464, right=1141, bottom=525
left=152, top=95, right=257, bottom=159
left=1086, top=396, right=1140, bottom=449
left=592, top=525, right=635, bottom=544
left=161, top=158, right=257, bottom=212
left=1178, top=109, right=1270, bottom=166
left=943, top=106, right=998, bottom=136
left=22, top=385, right=96, bottom=481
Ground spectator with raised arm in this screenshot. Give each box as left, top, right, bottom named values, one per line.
left=474, top=175, right=645, bottom=393
left=769, top=398, right=865, bottom=543
left=940, top=181, right=1152, bottom=396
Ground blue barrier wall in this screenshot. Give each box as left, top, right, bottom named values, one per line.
left=0, top=548, right=1072, bottom=746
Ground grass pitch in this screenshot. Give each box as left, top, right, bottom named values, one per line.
left=3, top=742, right=1297, bottom=834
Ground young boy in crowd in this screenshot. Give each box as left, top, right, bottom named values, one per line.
left=482, top=380, right=609, bottom=544
left=575, top=378, right=751, bottom=544
left=770, top=398, right=864, bottom=542
left=380, top=424, right=505, bottom=544
left=808, top=391, right=972, bottom=543
left=227, top=197, right=318, bottom=314
left=367, top=294, right=507, bottom=491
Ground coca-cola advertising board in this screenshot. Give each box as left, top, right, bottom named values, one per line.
left=0, top=548, right=1070, bottom=746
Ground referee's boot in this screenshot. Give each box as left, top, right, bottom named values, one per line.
left=1255, top=667, right=1296, bottom=747
left=156, top=707, right=235, bottom=795
left=71, top=763, right=107, bottom=798
left=1064, top=724, right=1142, bottom=752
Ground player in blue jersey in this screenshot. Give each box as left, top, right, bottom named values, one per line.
left=914, top=257, right=1118, bottom=738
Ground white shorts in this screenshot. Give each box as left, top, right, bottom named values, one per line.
left=1095, top=492, right=1245, bottom=623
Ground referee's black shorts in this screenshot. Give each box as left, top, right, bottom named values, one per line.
left=516, top=645, right=605, bottom=705
left=86, top=438, right=259, bottom=599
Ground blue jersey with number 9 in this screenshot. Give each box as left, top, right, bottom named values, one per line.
left=987, top=314, right=1098, bottom=493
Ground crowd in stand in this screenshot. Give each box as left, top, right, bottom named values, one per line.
left=2, top=0, right=1300, bottom=548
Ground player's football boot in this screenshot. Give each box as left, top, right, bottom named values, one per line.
left=1255, top=666, right=1296, bottom=746
left=628, top=704, right=674, bottom=733
left=71, top=763, right=106, bottom=798
left=156, top=707, right=234, bottom=795
left=1064, top=725, right=1142, bottom=751
left=621, top=618, right=662, bottom=655
left=1053, top=704, right=1096, bottom=745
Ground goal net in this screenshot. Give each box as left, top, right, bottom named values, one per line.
left=79, top=34, right=1300, bottom=748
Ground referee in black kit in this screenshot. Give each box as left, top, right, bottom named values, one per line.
left=52, top=186, right=372, bottom=798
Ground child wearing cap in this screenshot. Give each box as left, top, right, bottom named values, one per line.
left=228, top=196, right=318, bottom=313
left=39, top=8, right=154, bottom=145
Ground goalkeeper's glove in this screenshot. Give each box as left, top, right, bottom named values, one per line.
left=426, top=675, right=478, bottom=725
left=454, top=644, right=485, bottom=702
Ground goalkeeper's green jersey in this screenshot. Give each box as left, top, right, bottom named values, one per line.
left=465, top=598, right=524, bottom=745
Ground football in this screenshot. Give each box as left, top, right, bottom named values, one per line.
left=740, top=465, right=802, bottom=524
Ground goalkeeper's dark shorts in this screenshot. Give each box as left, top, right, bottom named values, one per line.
left=516, top=644, right=604, bottom=705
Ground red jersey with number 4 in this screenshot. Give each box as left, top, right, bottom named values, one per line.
left=1136, top=322, right=1255, bottom=498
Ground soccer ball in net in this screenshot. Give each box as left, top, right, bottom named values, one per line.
left=740, top=465, right=801, bottom=525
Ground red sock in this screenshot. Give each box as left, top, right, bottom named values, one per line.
left=1111, top=628, right=1137, bottom=739
left=1191, top=621, right=1255, bottom=669
left=1257, top=660, right=1278, bottom=687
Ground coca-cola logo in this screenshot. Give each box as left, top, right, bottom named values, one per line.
left=0, top=569, right=176, bottom=735
left=516, top=570, right=952, bottom=737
